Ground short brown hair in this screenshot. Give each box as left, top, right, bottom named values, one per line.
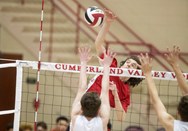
left=37, top=121, right=47, bottom=130
left=178, top=95, right=188, bottom=122
left=81, top=92, right=101, bottom=117
left=20, top=124, right=33, bottom=131
left=125, top=125, right=144, bottom=131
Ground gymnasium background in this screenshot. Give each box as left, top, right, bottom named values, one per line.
left=0, top=0, right=188, bottom=130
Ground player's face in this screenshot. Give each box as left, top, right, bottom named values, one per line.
left=120, top=58, right=138, bottom=81
left=120, top=59, right=138, bottom=69
left=57, top=120, right=69, bottom=131
left=37, top=126, right=46, bottom=131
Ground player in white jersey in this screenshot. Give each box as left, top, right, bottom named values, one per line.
left=139, top=46, right=188, bottom=131
left=70, top=46, right=116, bottom=131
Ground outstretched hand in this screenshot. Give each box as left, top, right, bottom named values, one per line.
left=104, top=8, right=117, bottom=23
left=78, top=46, right=92, bottom=63
left=98, top=46, right=116, bottom=67
left=109, top=81, right=117, bottom=95
left=164, top=46, right=180, bottom=67
left=138, top=53, right=152, bottom=76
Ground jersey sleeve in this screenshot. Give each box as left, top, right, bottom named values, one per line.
left=100, top=53, right=117, bottom=68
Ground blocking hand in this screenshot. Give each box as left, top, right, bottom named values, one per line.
left=164, top=46, right=180, bottom=67
left=78, top=46, right=92, bottom=63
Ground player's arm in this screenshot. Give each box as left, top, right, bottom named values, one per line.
left=99, top=47, right=116, bottom=130
left=95, top=9, right=116, bottom=55
left=71, top=47, right=92, bottom=118
left=139, top=53, right=174, bottom=130
left=165, top=46, right=188, bottom=95
left=109, top=81, right=126, bottom=121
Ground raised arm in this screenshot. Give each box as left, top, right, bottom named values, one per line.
left=109, top=81, right=126, bottom=121
left=95, top=9, right=116, bottom=55
left=164, top=46, right=188, bottom=95
left=71, top=47, right=92, bottom=118
left=99, top=47, right=116, bottom=129
left=139, top=53, right=174, bottom=130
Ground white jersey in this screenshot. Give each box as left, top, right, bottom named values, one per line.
left=174, top=120, right=188, bottom=131
left=72, top=115, right=103, bottom=131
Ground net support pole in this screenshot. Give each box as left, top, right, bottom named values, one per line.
left=13, top=61, right=23, bottom=131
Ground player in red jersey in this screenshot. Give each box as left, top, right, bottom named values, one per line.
left=87, top=9, right=143, bottom=120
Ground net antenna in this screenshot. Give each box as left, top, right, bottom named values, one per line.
left=33, top=0, right=45, bottom=130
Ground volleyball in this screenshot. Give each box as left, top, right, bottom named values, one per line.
left=84, top=6, right=104, bottom=27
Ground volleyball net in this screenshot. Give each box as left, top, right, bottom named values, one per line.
left=0, top=60, right=187, bottom=131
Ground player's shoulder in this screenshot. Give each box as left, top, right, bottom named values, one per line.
left=71, top=115, right=79, bottom=127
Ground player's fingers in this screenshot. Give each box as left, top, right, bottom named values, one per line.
left=149, top=58, right=152, bottom=63
left=167, top=48, right=170, bottom=54
left=107, top=47, right=110, bottom=56
left=140, top=53, right=145, bottom=62
left=137, top=63, right=142, bottom=69
left=138, top=55, right=144, bottom=65
left=112, top=52, right=116, bottom=58
left=78, top=47, right=81, bottom=53
left=101, top=46, right=106, bottom=56
left=164, top=53, right=169, bottom=60
left=87, top=47, right=91, bottom=53
left=175, top=46, right=180, bottom=55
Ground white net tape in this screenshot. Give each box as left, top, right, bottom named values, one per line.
left=4, top=60, right=186, bottom=80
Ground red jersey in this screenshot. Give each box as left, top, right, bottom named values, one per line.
left=87, top=54, right=130, bottom=112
